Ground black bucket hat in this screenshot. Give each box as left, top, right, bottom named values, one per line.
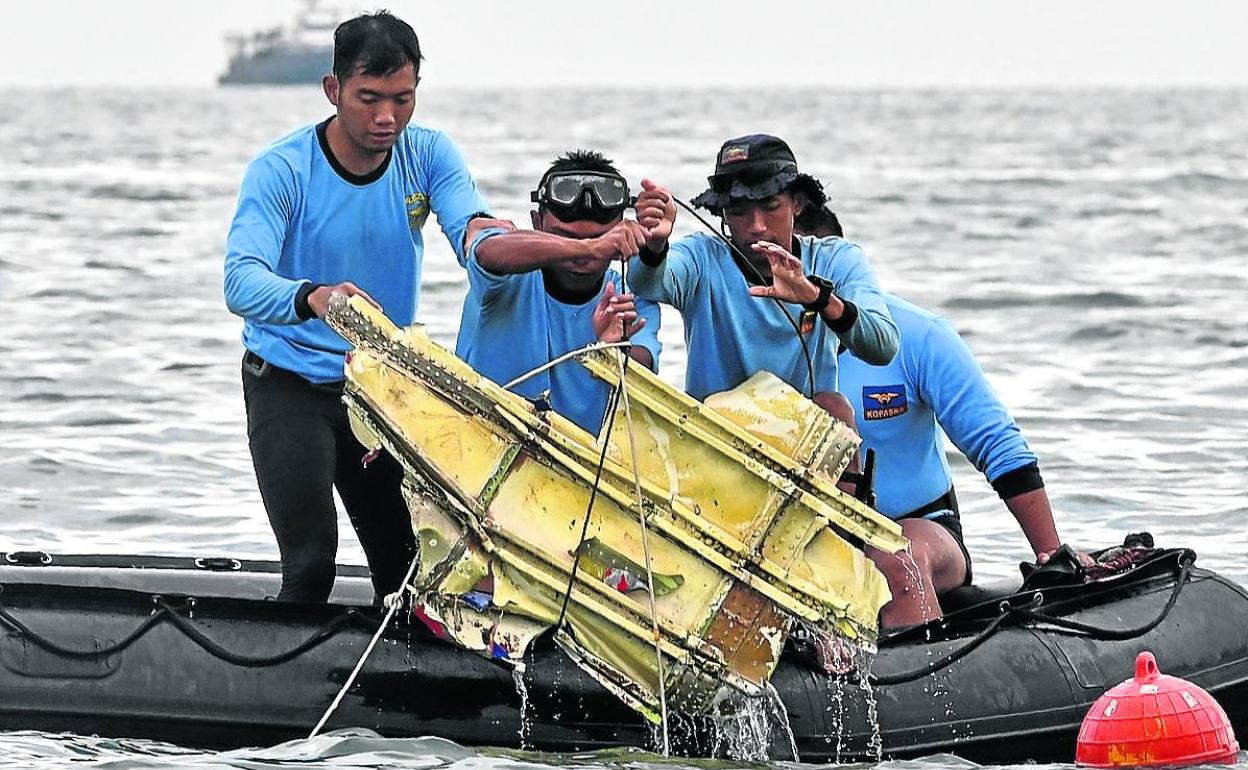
left=691, top=134, right=828, bottom=214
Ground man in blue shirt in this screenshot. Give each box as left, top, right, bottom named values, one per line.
left=797, top=206, right=1086, bottom=629
left=456, top=151, right=662, bottom=434
left=630, top=135, right=898, bottom=413
left=223, top=12, right=491, bottom=602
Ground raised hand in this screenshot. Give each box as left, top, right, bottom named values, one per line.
left=587, top=219, right=650, bottom=264
left=745, top=241, right=821, bottom=304
left=636, top=178, right=676, bottom=251
left=593, top=282, right=647, bottom=343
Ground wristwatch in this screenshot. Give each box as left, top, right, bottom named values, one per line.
left=802, top=275, right=836, bottom=313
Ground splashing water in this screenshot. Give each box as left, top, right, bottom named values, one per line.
left=710, top=688, right=798, bottom=762
left=511, top=665, right=531, bottom=750
left=856, top=647, right=884, bottom=761
left=894, top=544, right=937, bottom=626
left=764, top=682, right=800, bottom=761
left=822, top=674, right=848, bottom=760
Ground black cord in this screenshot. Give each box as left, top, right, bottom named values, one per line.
left=0, top=601, right=374, bottom=667
left=671, top=197, right=818, bottom=399
left=554, top=383, right=624, bottom=631
left=869, top=558, right=1193, bottom=686
left=869, top=608, right=1011, bottom=686
left=553, top=261, right=646, bottom=632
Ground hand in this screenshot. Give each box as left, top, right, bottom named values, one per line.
left=636, top=178, right=676, bottom=252
left=309, top=281, right=381, bottom=318
left=746, top=241, right=821, bottom=304
left=1037, top=546, right=1095, bottom=567
left=592, top=282, right=647, bottom=343
left=587, top=219, right=650, bottom=264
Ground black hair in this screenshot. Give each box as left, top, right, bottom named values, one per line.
left=789, top=174, right=829, bottom=212
left=794, top=204, right=844, bottom=239
left=542, top=149, right=621, bottom=180
left=333, top=11, right=422, bottom=82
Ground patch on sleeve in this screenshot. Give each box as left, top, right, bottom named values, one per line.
left=405, top=191, right=430, bottom=231
left=862, top=385, right=908, bottom=420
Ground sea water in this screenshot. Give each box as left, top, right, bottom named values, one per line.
left=1, top=87, right=1247, bottom=767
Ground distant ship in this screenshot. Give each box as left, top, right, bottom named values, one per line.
left=218, top=1, right=345, bottom=86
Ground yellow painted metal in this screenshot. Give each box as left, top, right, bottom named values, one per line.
left=326, top=295, right=906, bottom=720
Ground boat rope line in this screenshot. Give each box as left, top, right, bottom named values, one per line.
left=870, top=557, right=1194, bottom=686
left=503, top=341, right=633, bottom=391
left=615, top=256, right=671, bottom=756
left=0, top=597, right=374, bottom=667
left=309, top=550, right=423, bottom=739
left=672, top=196, right=817, bottom=400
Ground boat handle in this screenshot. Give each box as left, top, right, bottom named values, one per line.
left=194, top=557, right=242, bottom=571
left=3, top=551, right=52, bottom=566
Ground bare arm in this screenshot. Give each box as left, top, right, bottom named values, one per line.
left=627, top=345, right=654, bottom=370
left=1008, top=488, right=1093, bottom=566
left=475, top=221, right=649, bottom=275
left=1006, top=488, right=1061, bottom=559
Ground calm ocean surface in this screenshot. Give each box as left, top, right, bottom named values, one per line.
left=0, top=87, right=1245, bottom=767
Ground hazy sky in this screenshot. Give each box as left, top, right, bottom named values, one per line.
left=3, top=0, right=1248, bottom=89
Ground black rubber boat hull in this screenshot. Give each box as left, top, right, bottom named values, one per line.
left=1, top=551, right=1244, bottom=762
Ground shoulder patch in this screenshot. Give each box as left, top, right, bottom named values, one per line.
left=405, top=191, right=429, bottom=231
left=862, top=385, right=908, bottom=420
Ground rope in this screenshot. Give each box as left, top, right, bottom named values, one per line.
left=503, top=341, right=633, bottom=391
left=617, top=256, right=671, bottom=755
left=308, top=550, right=423, bottom=738
left=870, top=557, right=1193, bottom=686
left=0, top=601, right=371, bottom=667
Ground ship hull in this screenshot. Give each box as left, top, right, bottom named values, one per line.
left=218, top=49, right=330, bottom=86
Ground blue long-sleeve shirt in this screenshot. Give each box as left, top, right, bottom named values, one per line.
left=629, top=233, right=897, bottom=400
left=224, top=118, right=488, bottom=383
left=837, top=294, right=1039, bottom=518
left=455, top=228, right=662, bottom=434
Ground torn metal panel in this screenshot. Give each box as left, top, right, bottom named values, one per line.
left=326, top=295, right=906, bottom=721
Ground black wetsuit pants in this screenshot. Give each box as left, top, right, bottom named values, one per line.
left=242, top=358, right=416, bottom=603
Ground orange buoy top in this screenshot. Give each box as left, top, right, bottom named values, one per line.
left=1076, top=651, right=1240, bottom=767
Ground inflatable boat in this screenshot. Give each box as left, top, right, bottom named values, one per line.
left=1, top=545, right=1244, bottom=762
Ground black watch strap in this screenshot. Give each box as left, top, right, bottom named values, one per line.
left=802, top=274, right=836, bottom=313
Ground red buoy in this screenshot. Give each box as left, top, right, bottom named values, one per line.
left=1076, top=651, right=1239, bottom=767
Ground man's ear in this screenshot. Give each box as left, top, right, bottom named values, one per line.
left=791, top=191, right=811, bottom=218
left=530, top=210, right=543, bottom=231
left=323, top=75, right=340, bottom=106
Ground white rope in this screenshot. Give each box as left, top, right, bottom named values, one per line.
left=614, top=259, right=670, bottom=755
left=308, top=552, right=421, bottom=739
left=502, top=341, right=633, bottom=391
